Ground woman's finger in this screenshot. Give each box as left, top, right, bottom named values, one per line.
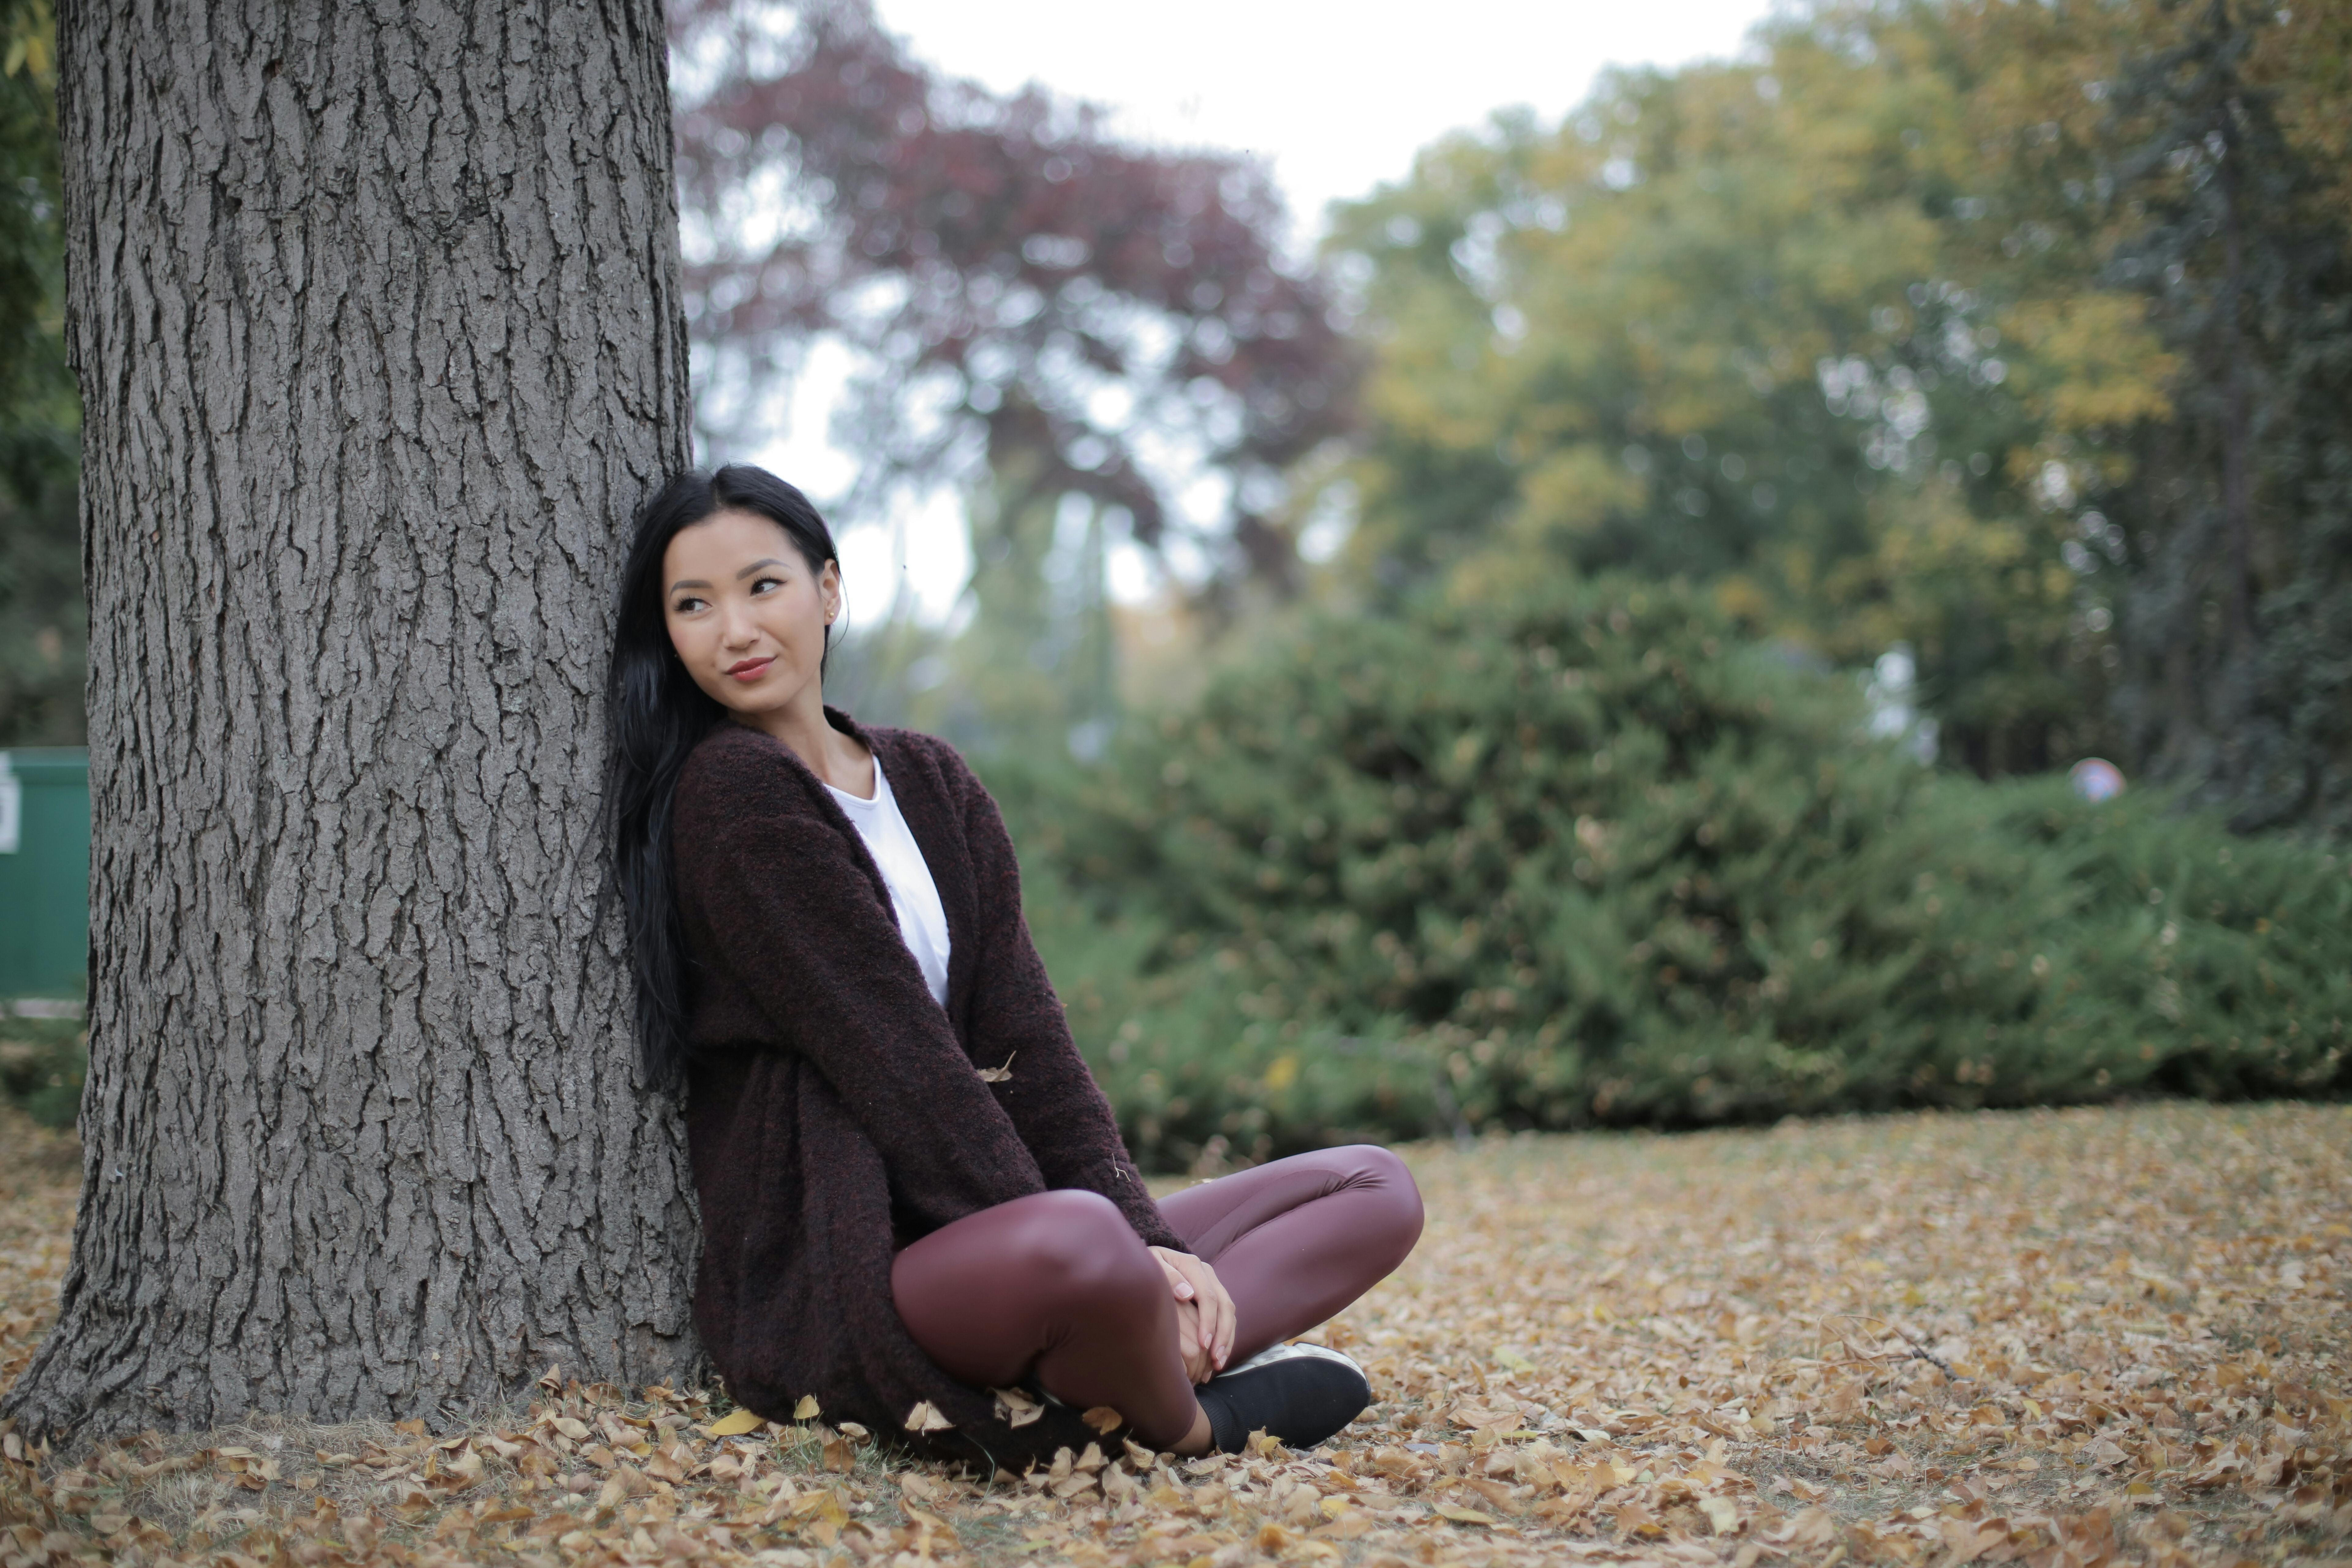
left=1171, top=1299, right=1207, bottom=1382
left=1150, top=1246, right=1199, bottom=1299
left=1205, top=1268, right=1236, bottom=1368
left=1202, top=1272, right=1225, bottom=1354
left=1171, top=1256, right=1214, bottom=1349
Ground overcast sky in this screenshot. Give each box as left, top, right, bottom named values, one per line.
left=745, top=0, right=1779, bottom=623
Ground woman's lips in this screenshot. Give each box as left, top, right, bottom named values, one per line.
left=727, top=656, right=774, bottom=682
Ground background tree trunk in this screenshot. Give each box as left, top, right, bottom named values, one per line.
left=2, top=0, right=701, bottom=1440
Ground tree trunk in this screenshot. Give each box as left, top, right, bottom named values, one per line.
left=2, top=0, right=700, bottom=1441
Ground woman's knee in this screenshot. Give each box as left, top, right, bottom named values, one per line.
left=1003, top=1190, right=1164, bottom=1310
left=1335, top=1144, right=1425, bottom=1266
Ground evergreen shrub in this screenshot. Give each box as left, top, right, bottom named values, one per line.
left=0, top=1011, right=85, bottom=1129
left=994, top=578, right=2351, bottom=1170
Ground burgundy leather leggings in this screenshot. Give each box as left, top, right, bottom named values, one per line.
left=889, top=1145, right=1424, bottom=1450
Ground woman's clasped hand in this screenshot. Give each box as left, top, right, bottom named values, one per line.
left=1148, top=1245, right=1234, bottom=1384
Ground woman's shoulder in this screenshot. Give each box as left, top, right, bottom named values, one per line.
left=867, top=722, right=972, bottom=782
left=868, top=723, right=1005, bottom=816
left=675, top=722, right=825, bottom=826
left=672, top=714, right=988, bottom=827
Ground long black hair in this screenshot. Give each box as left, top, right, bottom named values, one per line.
left=601, top=463, right=842, bottom=1090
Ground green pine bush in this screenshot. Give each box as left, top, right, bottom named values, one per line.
left=0, top=1010, right=86, bottom=1129
left=995, top=577, right=2351, bottom=1170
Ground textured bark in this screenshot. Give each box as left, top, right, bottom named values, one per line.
left=2, top=0, right=701, bottom=1440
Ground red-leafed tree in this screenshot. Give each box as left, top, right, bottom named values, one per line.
left=667, top=0, right=1357, bottom=607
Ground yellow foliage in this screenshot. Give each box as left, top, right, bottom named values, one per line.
left=1711, top=575, right=1771, bottom=628
left=2, top=0, right=51, bottom=83
left=2000, top=295, right=2178, bottom=432
left=1513, top=444, right=1646, bottom=543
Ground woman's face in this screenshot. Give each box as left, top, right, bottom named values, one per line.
left=662, top=508, right=840, bottom=723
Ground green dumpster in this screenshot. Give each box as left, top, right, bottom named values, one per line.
left=0, top=747, right=90, bottom=1001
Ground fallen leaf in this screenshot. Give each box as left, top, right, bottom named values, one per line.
left=1081, top=1405, right=1123, bottom=1435
left=903, top=1401, right=953, bottom=1434
left=993, top=1386, right=1044, bottom=1427
left=977, top=1052, right=1017, bottom=1082
left=1448, top=1404, right=1521, bottom=1432
left=1433, top=1503, right=1496, bottom=1525
left=706, top=1408, right=765, bottom=1438
left=792, top=1394, right=820, bottom=1421
left=0, top=1103, right=2339, bottom=1568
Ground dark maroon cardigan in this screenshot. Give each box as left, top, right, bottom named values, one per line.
left=670, top=707, right=1185, bottom=1469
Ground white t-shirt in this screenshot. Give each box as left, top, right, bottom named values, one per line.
left=826, top=757, right=952, bottom=1008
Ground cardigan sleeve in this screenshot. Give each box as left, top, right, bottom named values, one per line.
left=937, top=742, right=1192, bottom=1256
left=673, top=736, right=1050, bottom=1237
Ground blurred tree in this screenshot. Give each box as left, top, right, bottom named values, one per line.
left=1322, top=34, right=2108, bottom=776
left=1911, top=0, right=2351, bottom=824
left=0, top=0, right=81, bottom=746
left=666, top=0, right=1359, bottom=752
left=2092, top=0, right=2352, bottom=831
left=1324, top=0, right=2349, bottom=817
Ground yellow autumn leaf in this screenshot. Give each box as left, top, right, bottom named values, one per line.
left=1433, top=1504, right=1495, bottom=1525
left=1081, top=1405, right=1124, bottom=1434
left=903, top=1400, right=953, bottom=1433
left=793, top=1394, right=820, bottom=1421
left=706, top=1408, right=765, bottom=1437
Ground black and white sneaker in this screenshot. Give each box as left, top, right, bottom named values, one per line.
left=1195, top=1342, right=1370, bottom=1452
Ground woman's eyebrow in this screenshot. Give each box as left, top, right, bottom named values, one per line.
left=668, top=558, right=788, bottom=596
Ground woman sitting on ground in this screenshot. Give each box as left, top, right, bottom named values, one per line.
left=602, top=463, right=1424, bottom=1469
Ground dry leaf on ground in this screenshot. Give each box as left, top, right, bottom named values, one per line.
left=3, top=1100, right=2346, bottom=1567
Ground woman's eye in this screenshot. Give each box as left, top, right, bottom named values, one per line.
left=751, top=575, right=782, bottom=594
left=672, top=596, right=704, bottom=614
